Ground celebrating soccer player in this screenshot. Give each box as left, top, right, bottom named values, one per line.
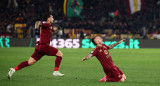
left=81, top=36, right=126, bottom=82
left=8, top=13, right=64, bottom=79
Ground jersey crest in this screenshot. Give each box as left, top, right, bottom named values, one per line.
left=104, top=50, right=108, bottom=55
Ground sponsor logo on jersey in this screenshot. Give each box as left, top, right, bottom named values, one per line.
left=91, top=51, right=94, bottom=54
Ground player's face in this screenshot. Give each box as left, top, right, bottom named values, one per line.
left=95, top=36, right=103, bottom=45
left=98, top=36, right=103, bottom=44
left=48, top=15, right=54, bottom=23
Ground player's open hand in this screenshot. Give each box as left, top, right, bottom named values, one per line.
left=118, top=39, right=126, bottom=44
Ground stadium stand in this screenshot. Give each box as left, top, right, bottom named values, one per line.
left=0, top=0, right=160, bottom=39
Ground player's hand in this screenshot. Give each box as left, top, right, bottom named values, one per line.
left=118, top=39, right=126, bottom=44
left=81, top=58, right=86, bottom=62
left=49, top=26, right=54, bottom=30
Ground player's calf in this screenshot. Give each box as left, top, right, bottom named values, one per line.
left=53, top=50, right=64, bottom=76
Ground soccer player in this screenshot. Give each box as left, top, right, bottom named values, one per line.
left=81, top=36, right=126, bottom=82
left=8, top=13, right=64, bottom=79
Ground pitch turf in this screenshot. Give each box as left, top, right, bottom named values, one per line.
left=0, top=47, right=160, bottom=86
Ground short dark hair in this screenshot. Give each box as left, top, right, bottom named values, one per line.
left=91, top=36, right=98, bottom=45
left=43, top=13, right=52, bottom=21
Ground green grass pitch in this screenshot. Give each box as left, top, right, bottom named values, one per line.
left=0, top=47, right=160, bottom=86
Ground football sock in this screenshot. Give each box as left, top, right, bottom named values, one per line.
left=54, top=56, right=62, bottom=71
left=15, top=61, right=29, bottom=71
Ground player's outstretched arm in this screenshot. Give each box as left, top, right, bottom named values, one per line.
left=118, top=39, right=126, bottom=44
left=81, top=54, right=93, bottom=62
left=109, top=39, right=126, bottom=49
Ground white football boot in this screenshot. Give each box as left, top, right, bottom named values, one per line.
left=8, top=68, right=15, bottom=79
left=53, top=71, right=65, bottom=76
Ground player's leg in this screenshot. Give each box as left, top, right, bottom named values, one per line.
left=7, top=57, right=36, bottom=79
left=14, top=50, right=43, bottom=71
left=104, top=74, right=125, bottom=82
left=99, top=70, right=116, bottom=82
left=115, top=66, right=123, bottom=75
left=115, top=66, right=126, bottom=80
left=119, top=77, right=125, bottom=82
left=8, top=49, right=43, bottom=79
left=98, top=75, right=123, bottom=82
left=99, top=68, right=110, bottom=82
left=53, top=50, right=64, bottom=76
left=47, top=46, right=64, bottom=76
left=98, top=75, right=107, bottom=82
left=14, top=57, right=37, bottom=71
left=102, top=68, right=125, bottom=82
left=122, top=74, right=126, bottom=80
left=54, top=50, right=63, bottom=71
left=111, top=68, right=125, bottom=82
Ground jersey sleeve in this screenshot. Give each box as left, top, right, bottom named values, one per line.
left=90, top=48, right=97, bottom=56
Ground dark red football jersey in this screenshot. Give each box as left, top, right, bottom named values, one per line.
left=91, top=44, right=115, bottom=69
left=39, top=22, right=54, bottom=45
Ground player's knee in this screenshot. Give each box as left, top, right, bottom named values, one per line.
left=60, top=52, right=63, bottom=57
left=57, top=53, right=63, bottom=57
left=124, top=75, right=126, bottom=80
left=119, top=78, right=125, bottom=82
left=122, top=74, right=126, bottom=80
left=28, top=61, right=36, bottom=65
left=28, top=57, right=37, bottom=65
left=56, top=50, right=63, bottom=57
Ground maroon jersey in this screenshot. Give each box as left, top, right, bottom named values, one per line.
left=39, top=22, right=54, bottom=45
left=90, top=44, right=124, bottom=82
left=91, top=44, right=115, bottom=69
left=31, top=22, right=58, bottom=61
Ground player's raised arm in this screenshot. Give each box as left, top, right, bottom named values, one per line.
left=35, top=21, right=41, bottom=29
left=81, top=54, right=93, bottom=62
left=108, top=39, right=126, bottom=49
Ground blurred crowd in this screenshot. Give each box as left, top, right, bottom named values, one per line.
left=0, top=0, right=63, bottom=38
left=0, top=0, right=160, bottom=39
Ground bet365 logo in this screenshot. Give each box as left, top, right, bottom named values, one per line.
left=0, top=38, right=10, bottom=48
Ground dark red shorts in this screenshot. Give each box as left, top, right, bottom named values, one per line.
left=31, top=44, right=58, bottom=61
left=103, top=66, right=123, bottom=82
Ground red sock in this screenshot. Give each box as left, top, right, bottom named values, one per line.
left=15, top=61, right=29, bottom=71
left=54, top=56, right=62, bottom=71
